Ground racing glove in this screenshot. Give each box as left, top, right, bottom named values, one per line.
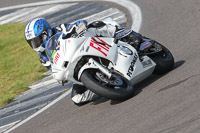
left=39, top=51, right=51, bottom=69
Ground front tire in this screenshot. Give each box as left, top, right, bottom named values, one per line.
left=80, top=69, right=134, bottom=101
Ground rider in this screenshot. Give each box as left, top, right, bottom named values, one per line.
left=24, top=18, right=142, bottom=105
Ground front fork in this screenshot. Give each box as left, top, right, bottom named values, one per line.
left=78, top=58, right=112, bottom=80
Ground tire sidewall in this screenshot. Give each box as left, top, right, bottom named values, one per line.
left=80, top=70, right=134, bottom=101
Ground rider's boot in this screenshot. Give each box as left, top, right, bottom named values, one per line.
left=71, top=84, right=99, bottom=106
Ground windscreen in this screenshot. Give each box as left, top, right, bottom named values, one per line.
left=45, top=33, right=61, bottom=63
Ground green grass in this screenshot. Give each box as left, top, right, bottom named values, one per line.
left=0, top=23, right=48, bottom=107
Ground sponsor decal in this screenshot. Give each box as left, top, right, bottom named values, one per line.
left=89, top=37, right=110, bottom=56
left=142, top=60, right=152, bottom=68
left=127, top=53, right=138, bottom=77
left=54, top=52, right=60, bottom=64
left=51, top=50, right=56, bottom=58
left=86, top=46, right=90, bottom=52
left=140, top=41, right=152, bottom=51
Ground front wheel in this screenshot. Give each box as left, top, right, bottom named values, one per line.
left=80, top=69, right=134, bottom=101
left=149, top=42, right=174, bottom=74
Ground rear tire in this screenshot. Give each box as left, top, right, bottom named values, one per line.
left=80, top=69, right=134, bottom=101
left=149, top=42, right=174, bottom=74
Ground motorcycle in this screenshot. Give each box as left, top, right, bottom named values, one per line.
left=45, top=20, right=174, bottom=101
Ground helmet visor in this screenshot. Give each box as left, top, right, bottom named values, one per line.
left=27, top=34, right=43, bottom=50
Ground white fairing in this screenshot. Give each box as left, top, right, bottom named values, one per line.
left=113, top=41, right=156, bottom=85
left=49, top=34, right=156, bottom=86
left=51, top=36, right=117, bottom=84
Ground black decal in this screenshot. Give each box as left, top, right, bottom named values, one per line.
left=127, top=54, right=138, bottom=77
left=86, top=46, right=90, bottom=52
left=127, top=72, right=132, bottom=77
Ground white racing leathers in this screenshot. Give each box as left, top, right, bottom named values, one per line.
left=71, top=24, right=117, bottom=105
left=87, top=23, right=116, bottom=37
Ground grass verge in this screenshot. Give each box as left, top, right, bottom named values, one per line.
left=0, top=23, right=48, bottom=107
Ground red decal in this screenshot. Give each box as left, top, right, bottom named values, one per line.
left=90, top=37, right=109, bottom=56
left=68, top=39, right=71, bottom=44
left=144, top=42, right=151, bottom=48
left=92, top=37, right=109, bottom=50
left=54, top=52, right=60, bottom=64
left=96, top=37, right=108, bottom=45
left=91, top=40, right=109, bottom=51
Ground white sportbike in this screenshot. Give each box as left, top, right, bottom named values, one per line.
left=45, top=23, right=174, bottom=101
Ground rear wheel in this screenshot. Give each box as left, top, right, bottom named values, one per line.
left=149, top=42, right=174, bottom=74
left=80, top=69, right=134, bottom=101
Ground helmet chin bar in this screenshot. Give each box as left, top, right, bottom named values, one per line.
left=34, top=46, right=45, bottom=52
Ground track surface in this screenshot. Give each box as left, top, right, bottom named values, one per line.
left=3, top=0, right=200, bottom=132
left=0, top=1, right=128, bottom=131
left=0, top=0, right=43, bottom=8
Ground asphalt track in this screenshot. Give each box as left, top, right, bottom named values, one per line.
left=0, top=1, right=130, bottom=131
left=2, top=0, right=200, bottom=133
